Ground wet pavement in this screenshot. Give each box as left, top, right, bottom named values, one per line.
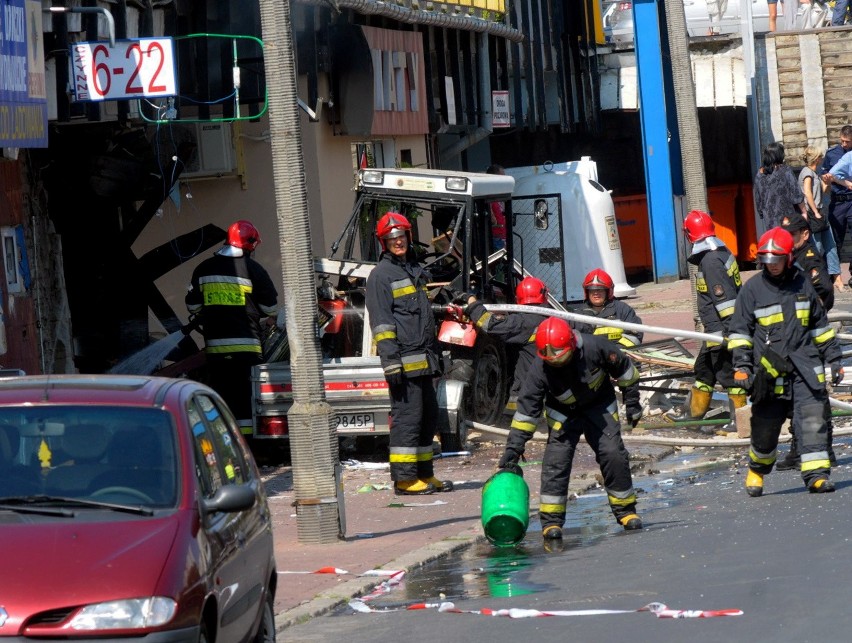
left=284, top=439, right=852, bottom=642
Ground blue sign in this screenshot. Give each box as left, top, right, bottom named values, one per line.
left=0, top=0, right=48, bottom=148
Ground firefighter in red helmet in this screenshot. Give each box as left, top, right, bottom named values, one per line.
left=500, top=316, right=643, bottom=541
left=571, top=268, right=644, bottom=428
left=465, top=276, right=551, bottom=418
left=728, top=227, right=843, bottom=496
left=680, top=210, right=745, bottom=423
left=366, top=212, right=453, bottom=495
left=186, top=220, right=279, bottom=437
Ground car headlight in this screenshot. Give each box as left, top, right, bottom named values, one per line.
left=69, top=597, right=176, bottom=630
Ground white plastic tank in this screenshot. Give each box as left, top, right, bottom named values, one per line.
left=506, top=159, right=635, bottom=302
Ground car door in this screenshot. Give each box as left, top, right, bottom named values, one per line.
left=188, top=394, right=268, bottom=642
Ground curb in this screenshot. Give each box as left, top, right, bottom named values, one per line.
left=276, top=524, right=483, bottom=630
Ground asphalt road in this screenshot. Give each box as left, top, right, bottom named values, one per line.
left=285, top=442, right=852, bottom=643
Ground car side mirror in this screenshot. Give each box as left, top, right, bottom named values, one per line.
left=202, top=483, right=256, bottom=514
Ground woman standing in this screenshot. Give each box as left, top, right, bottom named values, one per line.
left=799, top=145, right=844, bottom=292
left=754, top=141, right=806, bottom=230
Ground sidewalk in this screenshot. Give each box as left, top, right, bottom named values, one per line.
left=271, top=274, right=710, bottom=629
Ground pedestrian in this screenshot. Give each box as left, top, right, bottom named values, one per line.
left=570, top=268, right=644, bottom=428
left=820, top=125, right=852, bottom=286
left=486, top=164, right=507, bottom=251
left=465, top=276, right=551, bottom=419
left=706, top=0, right=728, bottom=34
left=681, top=210, right=746, bottom=420
left=753, top=141, right=806, bottom=230
left=499, top=316, right=643, bottom=542
left=775, top=211, right=838, bottom=471
left=728, top=227, right=843, bottom=497
left=798, top=144, right=843, bottom=292
left=186, top=220, right=279, bottom=437
left=767, top=0, right=779, bottom=31
left=365, top=211, right=452, bottom=495
left=831, top=0, right=850, bottom=24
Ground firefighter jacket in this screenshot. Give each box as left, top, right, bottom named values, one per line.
left=570, top=300, right=643, bottom=348
left=793, top=239, right=834, bottom=311
left=467, top=300, right=548, bottom=382
left=366, top=251, right=440, bottom=379
left=687, top=236, right=741, bottom=340
left=185, top=250, right=279, bottom=357
left=510, top=334, right=640, bottom=443
left=727, top=268, right=841, bottom=393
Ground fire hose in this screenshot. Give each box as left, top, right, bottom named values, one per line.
left=464, top=304, right=852, bottom=447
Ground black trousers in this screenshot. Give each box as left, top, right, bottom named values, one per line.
left=694, top=344, right=736, bottom=391
left=539, top=399, right=637, bottom=529
left=206, top=352, right=262, bottom=434
left=749, top=371, right=830, bottom=485
left=388, top=375, right=439, bottom=481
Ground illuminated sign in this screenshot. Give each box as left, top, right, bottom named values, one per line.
left=0, top=0, right=47, bottom=148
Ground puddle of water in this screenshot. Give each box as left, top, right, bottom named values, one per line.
left=336, top=456, right=741, bottom=613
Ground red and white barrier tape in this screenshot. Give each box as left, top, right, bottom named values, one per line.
left=350, top=600, right=742, bottom=619
left=279, top=567, right=404, bottom=578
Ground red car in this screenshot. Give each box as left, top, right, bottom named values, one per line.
left=0, top=375, right=276, bottom=643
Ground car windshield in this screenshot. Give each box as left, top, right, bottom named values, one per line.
left=0, top=406, right=178, bottom=509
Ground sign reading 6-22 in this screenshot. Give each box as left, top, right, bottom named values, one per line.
left=71, top=38, right=178, bottom=102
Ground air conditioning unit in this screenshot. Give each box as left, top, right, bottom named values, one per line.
left=181, top=122, right=237, bottom=179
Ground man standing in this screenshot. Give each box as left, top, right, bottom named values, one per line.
left=366, top=212, right=452, bottom=495
left=728, top=227, right=843, bottom=497
left=820, top=125, right=852, bottom=284
left=186, top=220, right=279, bottom=437
left=570, top=268, right=644, bottom=428
left=681, top=210, right=745, bottom=420
left=776, top=211, right=837, bottom=470
left=500, top=317, right=642, bottom=542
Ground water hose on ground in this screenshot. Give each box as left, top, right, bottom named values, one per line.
left=465, top=418, right=852, bottom=448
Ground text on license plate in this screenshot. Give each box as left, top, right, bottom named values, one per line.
left=335, top=413, right=376, bottom=432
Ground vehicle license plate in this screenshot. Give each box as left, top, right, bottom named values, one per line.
left=335, top=413, right=376, bottom=432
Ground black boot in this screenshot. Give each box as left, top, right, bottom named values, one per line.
left=776, top=434, right=800, bottom=471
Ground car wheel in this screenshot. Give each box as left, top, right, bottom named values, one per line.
left=252, top=592, right=276, bottom=643
left=467, top=336, right=507, bottom=426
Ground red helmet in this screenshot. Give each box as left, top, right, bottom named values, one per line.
left=582, top=269, right=614, bottom=301
left=227, top=220, right=261, bottom=251
left=757, top=227, right=794, bottom=267
left=683, top=210, right=716, bottom=243
left=376, top=212, right=412, bottom=251
left=535, top=317, right=577, bottom=366
left=516, top=276, right=548, bottom=305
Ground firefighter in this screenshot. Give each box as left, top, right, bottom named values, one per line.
left=186, top=220, right=279, bottom=436
left=571, top=269, right=644, bottom=428
left=365, top=212, right=452, bottom=495
left=681, top=210, right=745, bottom=420
left=499, top=317, right=643, bottom=541
left=776, top=211, right=837, bottom=470
left=728, top=227, right=843, bottom=496
left=465, top=276, right=551, bottom=418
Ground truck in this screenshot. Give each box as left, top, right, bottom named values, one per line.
left=250, top=163, right=633, bottom=457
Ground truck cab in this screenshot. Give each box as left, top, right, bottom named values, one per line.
left=251, top=167, right=517, bottom=453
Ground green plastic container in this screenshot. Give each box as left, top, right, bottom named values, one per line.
left=481, top=470, right=530, bottom=547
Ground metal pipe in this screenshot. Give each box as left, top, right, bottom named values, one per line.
left=50, top=7, right=116, bottom=47
left=483, top=303, right=724, bottom=345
